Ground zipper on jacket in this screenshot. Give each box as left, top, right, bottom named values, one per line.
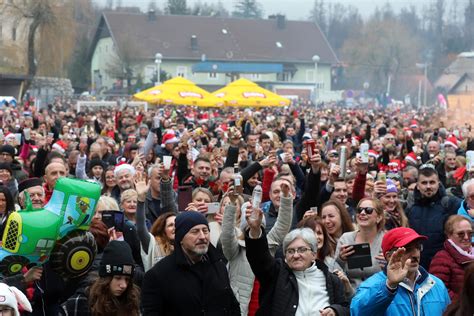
left=407, top=292, right=416, bottom=316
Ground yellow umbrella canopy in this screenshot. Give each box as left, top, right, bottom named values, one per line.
left=212, top=78, right=290, bottom=107
left=133, top=77, right=222, bottom=107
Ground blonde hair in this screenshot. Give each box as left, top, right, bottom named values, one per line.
left=97, top=196, right=120, bottom=212
left=121, top=189, right=138, bottom=204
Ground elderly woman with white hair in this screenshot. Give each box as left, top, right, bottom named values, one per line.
left=245, top=207, right=350, bottom=316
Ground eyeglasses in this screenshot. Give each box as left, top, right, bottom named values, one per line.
left=286, top=247, right=312, bottom=255
left=356, top=207, right=375, bottom=215
left=454, top=231, right=473, bottom=239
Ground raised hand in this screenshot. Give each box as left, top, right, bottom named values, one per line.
left=134, top=172, right=149, bottom=202
left=280, top=181, right=291, bottom=198
left=386, top=247, right=410, bottom=288
left=309, top=151, right=322, bottom=173
left=245, top=203, right=263, bottom=238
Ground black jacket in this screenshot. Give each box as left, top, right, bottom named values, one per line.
left=245, top=231, right=350, bottom=316
left=141, top=244, right=240, bottom=316
left=406, top=185, right=461, bottom=269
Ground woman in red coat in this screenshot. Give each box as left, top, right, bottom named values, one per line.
left=429, top=215, right=474, bottom=301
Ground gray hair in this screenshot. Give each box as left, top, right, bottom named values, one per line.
left=282, top=228, right=318, bottom=254
left=148, top=164, right=160, bottom=177
left=462, top=178, right=474, bottom=198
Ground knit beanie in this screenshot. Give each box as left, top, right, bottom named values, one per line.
left=89, top=159, right=105, bottom=171
left=0, top=162, right=13, bottom=175
left=174, top=211, right=209, bottom=246
left=0, top=145, right=15, bottom=158
left=99, top=241, right=135, bottom=277
left=386, top=179, right=398, bottom=194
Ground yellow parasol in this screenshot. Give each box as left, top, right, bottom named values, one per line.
left=133, top=77, right=222, bottom=107
left=212, top=78, right=290, bottom=107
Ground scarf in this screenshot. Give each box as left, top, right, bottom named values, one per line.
left=447, top=239, right=474, bottom=260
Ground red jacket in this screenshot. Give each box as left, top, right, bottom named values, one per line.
left=429, top=240, right=474, bottom=301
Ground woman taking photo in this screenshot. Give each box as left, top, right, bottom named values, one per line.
left=320, top=199, right=354, bottom=250
left=430, top=215, right=474, bottom=301
left=61, top=241, right=141, bottom=316
left=335, top=198, right=386, bottom=288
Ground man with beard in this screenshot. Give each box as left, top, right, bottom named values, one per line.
left=111, top=163, right=135, bottom=204
left=351, top=227, right=450, bottom=315
left=141, top=211, right=240, bottom=315
left=405, top=166, right=460, bottom=269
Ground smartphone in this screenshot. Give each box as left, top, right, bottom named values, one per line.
left=206, top=202, right=220, bottom=215
left=178, top=186, right=193, bottom=212
left=377, top=172, right=386, bottom=183
left=346, top=243, right=372, bottom=270
left=101, top=211, right=125, bottom=232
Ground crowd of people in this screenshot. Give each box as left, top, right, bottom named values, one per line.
left=0, top=99, right=472, bottom=316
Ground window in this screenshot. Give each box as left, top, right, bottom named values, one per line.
left=277, top=72, right=291, bottom=82
left=11, top=27, right=16, bottom=41
left=208, top=72, right=218, bottom=80
left=177, top=66, right=187, bottom=78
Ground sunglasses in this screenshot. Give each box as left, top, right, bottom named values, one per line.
left=356, top=207, right=375, bottom=215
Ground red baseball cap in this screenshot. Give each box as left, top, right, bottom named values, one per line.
left=382, top=227, right=427, bottom=256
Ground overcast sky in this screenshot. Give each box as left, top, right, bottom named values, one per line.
left=94, top=0, right=451, bottom=20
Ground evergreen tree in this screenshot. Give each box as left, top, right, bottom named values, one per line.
left=166, top=0, right=188, bottom=15
left=232, top=0, right=263, bottom=19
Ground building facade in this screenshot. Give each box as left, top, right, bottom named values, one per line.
left=89, top=12, right=339, bottom=99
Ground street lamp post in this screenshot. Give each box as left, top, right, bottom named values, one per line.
left=155, top=53, right=162, bottom=86
left=312, top=55, right=320, bottom=106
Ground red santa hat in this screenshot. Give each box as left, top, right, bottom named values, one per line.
left=444, top=135, right=458, bottom=149
left=113, top=158, right=136, bottom=177
left=161, top=132, right=179, bottom=148
left=368, top=149, right=379, bottom=159
left=404, top=152, right=418, bottom=165
left=52, top=140, right=68, bottom=154
left=410, top=120, right=419, bottom=129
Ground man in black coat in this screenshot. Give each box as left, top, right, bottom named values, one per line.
left=141, top=211, right=240, bottom=316
left=406, top=166, right=461, bottom=269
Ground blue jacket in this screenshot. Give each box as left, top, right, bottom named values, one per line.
left=406, top=185, right=460, bottom=268
left=351, top=268, right=450, bottom=316
left=457, top=199, right=474, bottom=243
